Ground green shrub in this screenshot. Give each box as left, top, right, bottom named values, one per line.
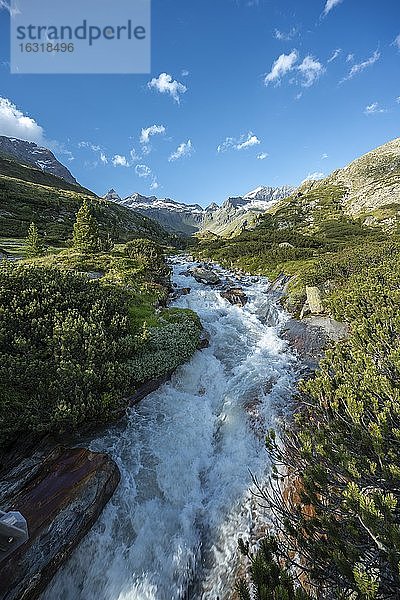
left=0, top=264, right=137, bottom=448
left=245, top=247, right=400, bottom=598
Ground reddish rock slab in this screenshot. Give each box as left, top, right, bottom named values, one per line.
left=0, top=446, right=120, bottom=600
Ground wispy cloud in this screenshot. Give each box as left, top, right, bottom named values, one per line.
left=341, top=50, right=380, bottom=82
left=237, top=134, right=261, bottom=150
left=265, top=51, right=324, bottom=88
left=392, top=34, right=400, bottom=51
left=135, top=164, right=151, bottom=177
left=298, top=56, right=325, bottom=87
left=328, top=48, right=342, bottom=63
left=264, top=50, right=299, bottom=85
left=140, top=124, right=166, bottom=145
left=78, top=141, right=101, bottom=152
left=257, top=152, right=269, bottom=160
left=364, top=102, right=386, bottom=115
left=100, top=152, right=108, bottom=164
left=217, top=131, right=261, bottom=153
left=135, top=163, right=159, bottom=190
left=303, top=171, right=325, bottom=183
left=112, top=154, right=129, bottom=167
left=274, top=27, right=297, bottom=41
left=322, top=0, right=343, bottom=17
left=346, top=53, right=354, bottom=63
left=148, top=73, right=187, bottom=104
left=321, top=153, right=328, bottom=159
left=169, top=139, right=194, bottom=162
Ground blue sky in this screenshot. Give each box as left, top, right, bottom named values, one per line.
left=0, top=0, right=399, bottom=206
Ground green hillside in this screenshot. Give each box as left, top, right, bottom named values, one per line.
left=0, top=155, right=174, bottom=245
left=196, top=138, right=400, bottom=312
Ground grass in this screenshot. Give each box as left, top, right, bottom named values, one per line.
left=0, top=155, right=176, bottom=246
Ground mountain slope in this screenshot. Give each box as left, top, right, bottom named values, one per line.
left=273, top=137, right=400, bottom=233
left=111, top=191, right=205, bottom=235
left=0, top=136, right=78, bottom=185
left=107, top=185, right=295, bottom=236
left=196, top=137, right=400, bottom=283
left=0, top=156, right=174, bottom=244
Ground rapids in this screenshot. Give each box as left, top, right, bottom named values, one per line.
left=43, top=260, right=298, bottom=600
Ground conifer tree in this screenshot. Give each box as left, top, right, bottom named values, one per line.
left=25, top=222, right=44, bottom=258
left=72, top=199, right=100, bottom=253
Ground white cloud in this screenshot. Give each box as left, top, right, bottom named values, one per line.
left=135, top=164, right=152, bottom=178
left=297, top=55, right=325, bottom=87
left=181, top=69, right=190, bottom=77
left=265, top=50, right=298, bottom=85
left=0, top=97, right=44, bottom=143
left=112, top=154, right=129, bottom=167
left=135, top=164, right=159, bottom=190
left=396, top=96, right=400, bottom=104
left=100, top=152, right=108, bottom=164
left=140, top=124, right=166, bottom=145
left=342, top=50, right=380, bottom=82
left=237, top=134, right=261, bottom=150
left=274, top=28, right=297, bottom=41
left=346, top=53, right=354, bottom=62
left=78, top=141, right=101, bottom=152
left=392, top=34, right=400, bottom=51
left=328, top=48, right=342, bottom=63
left=323, top=0, right=343, bottom=17
left=148, top=73, right=187, bottom=104
left=130, top=148, right=140, bottom=161
left=303, top=172, right=325, bottom=183
left=257, top=152, right=269, bottom=160
left=295, top=92, right=303, bottom=100
left=321, top=153, right=328, bottom=159
left=169, top=139, right=194, bottom=162
left=364, top=102, right=386, bottom=115
left=217, top=131, right=261, bottom=153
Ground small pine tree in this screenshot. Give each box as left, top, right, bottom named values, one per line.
left=25, top=222, right=44, bottom=258
left=72, top=200, right=100, bottom=253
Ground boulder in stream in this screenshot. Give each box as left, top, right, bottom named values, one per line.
left=220, top=287, right=248, bottom=307
left=188, top=267, right=221, bottom=285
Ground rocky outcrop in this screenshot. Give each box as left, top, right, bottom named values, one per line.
left=0, top=446, right=120, bottom=600
left=283, top=317, right=349, bottom=372
left=299, top=286, right=324, bottom=318
left=221, top=287, right=248, bottom=307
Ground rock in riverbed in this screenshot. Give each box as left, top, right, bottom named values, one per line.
left=0, top=446, right=120, bottom=600
left=188, top=267, right=221, bottom=285
left=170, top=287, right=191, bottom=300
left=221, top=287, right=248, bottom=307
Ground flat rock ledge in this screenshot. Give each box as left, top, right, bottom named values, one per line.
left=0, top=446, right=120, bottom=600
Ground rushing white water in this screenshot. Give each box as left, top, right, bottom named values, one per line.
left=43, top=260, right=298, bottom=600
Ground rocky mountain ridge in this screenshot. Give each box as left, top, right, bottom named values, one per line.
left=268, top=137, right=400, bottom=233
left=105, top=185, right=296, bottom=236
left=0, top=136, right=78, bottom=185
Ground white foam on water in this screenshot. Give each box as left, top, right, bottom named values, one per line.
left=43, top=261, right=298, bottom=600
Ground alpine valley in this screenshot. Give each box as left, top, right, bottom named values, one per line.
left=105, top=185, right=295, bottom=236
left=1, top=133, right=400, bottom=600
